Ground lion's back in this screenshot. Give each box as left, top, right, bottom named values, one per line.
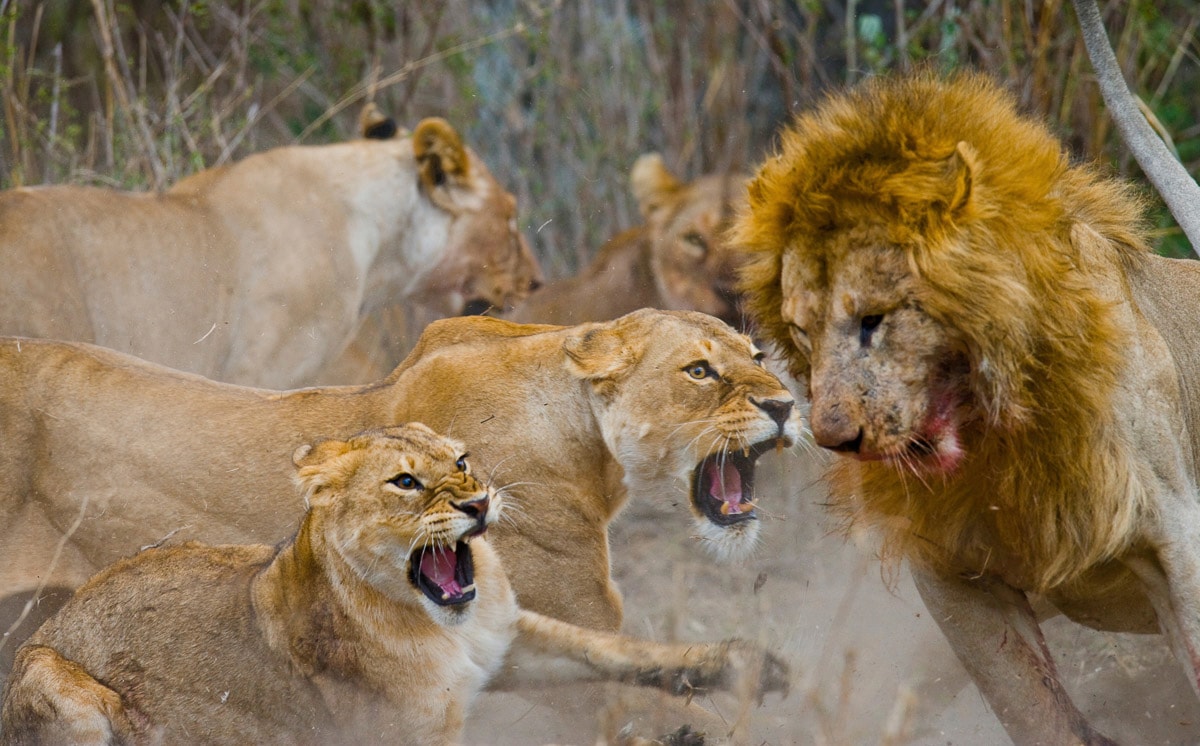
left=506, top=227, right=658, bottom=325
left=0, top=184, right=235, bottom=374
left=25, top=542, right=333, bottom=743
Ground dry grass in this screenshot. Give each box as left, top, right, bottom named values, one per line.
left=2, top=1, right=1198, bottom=267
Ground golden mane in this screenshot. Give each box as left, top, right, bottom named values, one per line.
left=734, top=70, right=1155, bottom=591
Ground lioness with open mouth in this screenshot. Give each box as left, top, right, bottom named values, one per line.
left=0, top=425, right=786, bottom=745
left=0, top=309, right=802, bottom=677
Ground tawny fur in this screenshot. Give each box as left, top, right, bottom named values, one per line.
left=0, top=109, right=542, bottom=389
left=734, top=69, right=1200, bottom=743
left=0, top=310, right=800, bottom=679
left=507, top=154, right=747, bottom=328
left=736, top=71, right=1149, bottom=591
left=1, top=425, right=788, bottom=744
left=328, top=155, right=747, bottom=386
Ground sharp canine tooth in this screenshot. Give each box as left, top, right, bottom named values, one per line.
left=720, top=502, right=731, bottom=515
left=743, top=445, right=750, bottom=458
left=441, top=592, right=452, bottom=600
left=742, top=501, right=756, bottom=512
left=461, top=584, right=476, bottom=594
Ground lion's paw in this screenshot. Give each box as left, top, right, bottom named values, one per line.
left=718, top=638, right=791, bottom=702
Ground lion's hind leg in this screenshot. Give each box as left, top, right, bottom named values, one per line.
left=1, top=645, right=144, bottom=746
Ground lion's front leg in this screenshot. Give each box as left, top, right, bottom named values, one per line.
left=911, top=566, right=1115, bottom=746
left=1126, top=539, right=1200, bottom=700
left=487, top=610, right=789, bottom=703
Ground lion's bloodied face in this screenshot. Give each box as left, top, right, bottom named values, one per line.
left=778, top=227, right=971, bottom=475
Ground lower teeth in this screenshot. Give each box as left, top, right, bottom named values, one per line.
left=718, top=500, right=755, bottom=516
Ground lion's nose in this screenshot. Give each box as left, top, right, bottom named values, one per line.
left=453, top=495, right=490, bottom=522
left=810, top=402, right=863, bottom=453
left=752, top=397, right=794, bottom=431
left=826, top=428, right=864, bottom=453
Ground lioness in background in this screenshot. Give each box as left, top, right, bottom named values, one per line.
left=508, top=153, right=747, bottom=328
left=1, top=425, right=785, bottom=745
left=0, top=105, right=542, bottom=389
left=0, top=310, right=800, bottom=679
left=322, top=153, right=749, bottom=385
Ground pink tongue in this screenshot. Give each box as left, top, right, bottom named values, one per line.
left=706, top=459, right=743, bottom=511
left=421, top=547, right=463, bottom=597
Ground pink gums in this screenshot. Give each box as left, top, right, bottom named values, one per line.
left=706, top=459, right=744, bottom=512
left=420, top=547, right=463, bottom=597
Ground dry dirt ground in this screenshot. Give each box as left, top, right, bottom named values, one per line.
left=467, top=443, right=1200, bottom=745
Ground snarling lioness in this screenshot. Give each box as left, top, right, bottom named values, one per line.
left=735, top=70, right=1200, bottom=744
left=0, top=310, right=800, bottom=676
left=508, top=154, right=747, bottom=328
left=0, top=425, right=786, bottom=745
left=0, top=106, right=542, bottom=389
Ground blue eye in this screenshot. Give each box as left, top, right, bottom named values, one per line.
left=685, top=362, right=714, bottom=380
left=390, top=473, right=422, bottom=490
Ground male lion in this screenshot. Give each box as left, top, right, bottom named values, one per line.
left=507, top=153, right=747, bottom=328
left=0, top=310, right=800, bottom=678
left=734, top=70, right=1200, bottom=744
left=0, top=425, right=785, bottom=745
left=0, top=106, right=542, bottom=389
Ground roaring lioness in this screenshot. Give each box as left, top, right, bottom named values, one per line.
left=0, top=106, right=542, bottom=389
left=0, top=310, right=800, bottom=672
left=506, top=154, right=747, bottom=328
left=1, top=425, right=786, bottom=745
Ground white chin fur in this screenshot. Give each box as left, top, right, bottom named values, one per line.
left=693, top=515, right=761, bottom=563
left=418, top=593, right=475, bottom=627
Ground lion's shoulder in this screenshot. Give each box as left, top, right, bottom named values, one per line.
left=384, top=315, right=562, bottom=380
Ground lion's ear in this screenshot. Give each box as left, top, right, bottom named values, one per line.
left=359, top=102, right=399, bottom=140
left=563, top=321, right=640, bottom=382
left=631, top=153, right=682, bottom=219
left=413, top=117, right=470, bottom=191
left=941, top=141, right=975, bottom=214
left=293, top=439, right=353, bottom=506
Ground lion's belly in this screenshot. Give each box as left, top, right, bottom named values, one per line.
left=1043, top=561, right=1159, bottom=634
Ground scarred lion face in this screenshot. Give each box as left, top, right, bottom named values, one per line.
left=778, top=227, right=972, bottom=476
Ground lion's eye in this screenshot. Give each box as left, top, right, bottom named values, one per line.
left=456, top=454, right=468, bottom=472
left=859, top=314, right=884, bottom=347
left=753, top=350, right=766, bottom=367
left=681, top=231, right=708, bottom=256
left=685, top=362, right=715, bottom=380
left=389, top=473, right=422, bottom=490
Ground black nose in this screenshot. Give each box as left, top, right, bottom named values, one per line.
left=461, top=298, right=493, bottom=316
left=453, top=495, right=489, bottom=521
left=752, top=397, right=794, bottom=429
left=828, top=428, right=864, bottom=454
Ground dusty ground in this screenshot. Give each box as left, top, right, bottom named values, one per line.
left=467, top=444, right=1200, bottom=745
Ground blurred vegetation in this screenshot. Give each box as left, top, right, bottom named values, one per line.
left=2, top=0, right=1199, bottom=268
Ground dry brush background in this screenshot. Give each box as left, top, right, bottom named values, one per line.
left=4, top=1, right=1200, bottom=744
